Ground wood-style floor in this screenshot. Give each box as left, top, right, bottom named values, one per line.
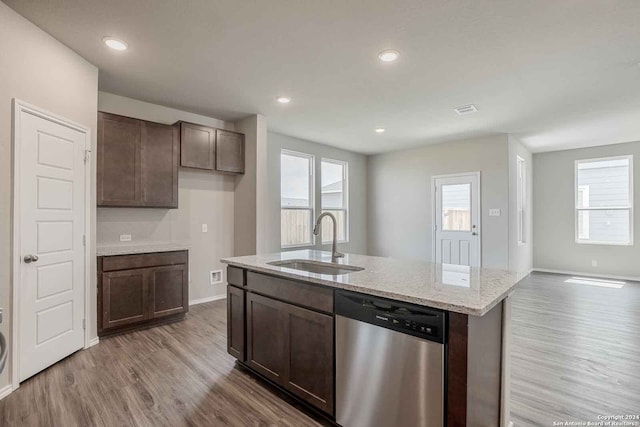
left=511, top=272, right=640, bottom=426
left=0, top=301, right=328, bottom=427
left=1, top=272, right=638, bottom=426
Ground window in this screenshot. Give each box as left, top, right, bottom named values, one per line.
left=516, top=156, right=526, bottom=244
left=441, top=183, right=471, bottom=231
left=575, top=155, right=633, bottom=245
left=321, top=159, right=348, bottom=243
left=281, top=150, right=314, bottom=247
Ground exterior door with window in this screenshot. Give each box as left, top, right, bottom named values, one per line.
left=434, top=173, right=480, bottom=267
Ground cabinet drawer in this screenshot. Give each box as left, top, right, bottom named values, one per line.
left=102, top=251, right=188, bottom=272
left=246, top=272, right=333, bottom=314
left=227, top=266, right=245, bottom=287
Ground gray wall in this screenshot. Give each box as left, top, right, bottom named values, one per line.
left=508, top=135, right=533, bottom=275
left=266, top=132, right=368, bottom=254
left=0, top=2, right=98, bottom=390
left=97, top=92, right=236, bottom=303
left=367, top=135, right=510, bottom=269
left=533, top=141, right=640, bottom=278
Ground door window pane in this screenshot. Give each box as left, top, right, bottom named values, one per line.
left=442, top=184, right=471, bottom=231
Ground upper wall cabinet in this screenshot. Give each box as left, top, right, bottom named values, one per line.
left=179, top=122, right=215, bottom=170
left=178, top=121, right=245, bottom=174
left=98, top=112, right=179, bottom=208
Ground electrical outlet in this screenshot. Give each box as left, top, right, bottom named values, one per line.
left=120, top=234, right=132, bottom=242
left=201, top=224, right=208, bottom=233
left=592, top=260, right=598, bottom=267
left=489, top=209, right=501, bottom=217
left=210, top=270, right=223, bottom=285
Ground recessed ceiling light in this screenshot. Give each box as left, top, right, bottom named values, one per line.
left=276, top=96, right=291, bottom=104
left=375, top=127, right=385, bottom=133
left=453, top=104, right=478, bottom=115
left=378, top=49, right=400, bottom=63
left=103, top=37, right=128, bottom=51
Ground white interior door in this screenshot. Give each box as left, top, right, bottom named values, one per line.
left=17, top=107, right=87, bottom=382
left=434, top=173, right=481, bottom=267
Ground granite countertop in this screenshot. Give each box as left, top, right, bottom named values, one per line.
left=97, top=243, right=190, bottom=257
left=221, top=250, right=525, bottom=316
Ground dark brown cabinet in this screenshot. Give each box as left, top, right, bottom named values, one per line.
left=234, top=270, right=334, bottom=415
left=285, top=305, right=334, bottom=414
left=98, top=112, right=179, bottom=208
left=216, top=129, right=245, bottom=173
left=98, top=251, right=188, bottom=336
left=178, top=122, right=245, bottom=174
left=179, top=122, right=215, bottom=170
left=227, top=285, right=246, bottom=360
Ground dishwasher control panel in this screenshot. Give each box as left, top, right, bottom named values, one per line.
left=335, top=290, right=446, bottom=343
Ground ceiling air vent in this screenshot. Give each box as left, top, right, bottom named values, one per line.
left=453, top=104, right=478, bottom=115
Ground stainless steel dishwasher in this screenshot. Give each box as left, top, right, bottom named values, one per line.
left=335, top=290, right=445, bottom=427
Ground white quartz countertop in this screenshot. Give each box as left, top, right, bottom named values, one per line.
left=221, top=250, right=524, bottom=316
left=97, top=243, right=190, bottom=257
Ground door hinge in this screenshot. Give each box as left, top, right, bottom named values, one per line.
left=84, top=149, right=91, bottom=163
left=82, top=319, right=86, bottom=330
left=434, top=224, right=438, bottom=231
left=83, top=235, right=86, bottom=246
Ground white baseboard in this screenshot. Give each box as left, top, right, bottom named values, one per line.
left=189, top=294, right=226, bottom=306
left=0, top=384, right=13, bottom=400
left=86, top=337, right=100, bottom=348
left=532, top=268, right=639, bottom=282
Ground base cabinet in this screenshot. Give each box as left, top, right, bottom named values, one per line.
left=231, top=280, right=334, bottom=415
left=98, top=251, right=189, bottom=336
left=227, top=285, right=246, bottom=361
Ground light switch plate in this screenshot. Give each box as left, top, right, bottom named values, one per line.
left=489, top=209, right=501, bottom=217
left=120, top=234, right=132, bottom=242
left=201, top=224, right=208, bottom=233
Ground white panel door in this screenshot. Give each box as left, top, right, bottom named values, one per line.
left=434, top=173, right=480, bottom=267
left=18, top=108, right=86, bottom=382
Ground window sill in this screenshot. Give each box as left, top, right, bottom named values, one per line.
left=575, top=240, right=633, bottom=246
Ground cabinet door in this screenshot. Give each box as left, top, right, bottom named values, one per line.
left=215, top=129, right=244, bottom=174
left=227, top=285, right=245, bottom=360
left=180, top=122, right=215, bottom=170
left=98, top=112, right=142, bottom=206
left=285, top=305, right=334, bottom=415
left=102, top=269, right=148, bottom=330
left=142, top=122, right=179, bottom=208
left=148, top=264, right=188, bottom=319
left=246, top=293, right=287, bottom=384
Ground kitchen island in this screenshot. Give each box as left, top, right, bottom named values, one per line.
left=221, top=250, right=523, bottom=427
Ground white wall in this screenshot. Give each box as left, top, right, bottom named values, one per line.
left=0, top=2, right=98, bottom=391
left=367, top=135, right=510, bottom=268
left=508, top=135, right=533, bottom=276
left=233, top=114, right=269, bottom=256
left=266, top=132, right=368, bottom=255
left=97, top=92, right=236, bottom=303
left=533, top=140, right=640, bottom=279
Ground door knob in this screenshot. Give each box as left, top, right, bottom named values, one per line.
left=23, top=254, right=39, bottom=263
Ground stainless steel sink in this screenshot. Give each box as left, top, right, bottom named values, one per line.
left=268, top=259, right=364, bottom=275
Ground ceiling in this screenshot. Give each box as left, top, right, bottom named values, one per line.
left=6, top=0, right=640, bottom=154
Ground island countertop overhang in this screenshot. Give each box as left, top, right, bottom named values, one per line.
left=221, top=250, right=524, bottom=316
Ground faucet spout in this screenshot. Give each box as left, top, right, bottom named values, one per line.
left=313, top=212, right=344, bottom=260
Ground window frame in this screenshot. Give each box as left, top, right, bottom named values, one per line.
left=280, top=149, right=315, bottom=249
left=574, top=154, right=633, bottom=246
left=516, top=156, right=526, bottom=245
left=320, top=157, right=349, bottom=244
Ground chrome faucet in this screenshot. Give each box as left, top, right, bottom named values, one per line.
left=313, top=212, right=344, bottom=260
